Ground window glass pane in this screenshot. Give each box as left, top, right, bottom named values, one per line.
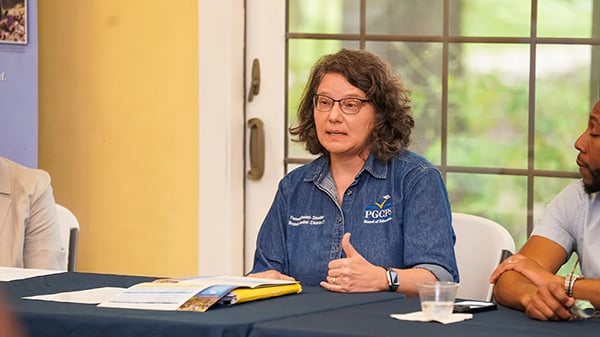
left=448, top=43, right=529, bottom=168
left=367, top=41, right=443, bottom=164
left=287, top=40, right=359, bottom=160
left=449, top=0, right=531, bottom=37
left=287, top=163, right=304, bottom=173
left=594, top=46, right=600, bottom=96
left=366, top=0, right=442, bottom=35
left=533, top=177, right=578, bottom=228
left=537, top=0, right=594, bottom=38
left=288, top=0, right=359, bottom=34
left=535, top=45, right=591, bottom=171
left=447, top=173, right=526, bottom=247
left=285, top=0, right=600, bottom=242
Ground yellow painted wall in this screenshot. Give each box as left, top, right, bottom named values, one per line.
left=37, top=1, right=199, bottom=277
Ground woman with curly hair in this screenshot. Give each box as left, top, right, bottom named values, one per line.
left=248, top=49, right=458, bottom=296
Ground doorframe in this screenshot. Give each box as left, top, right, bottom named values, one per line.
left=198, top=0, right=245, bottom=275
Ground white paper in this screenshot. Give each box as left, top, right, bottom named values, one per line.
left=98, top=282, right=208, bottom=311
left=23, top=287, right=125, bottom=304
left=174, top=276, right=297, bottom=287
left=390, top=311, right=473, bottom=324
left=0, top=266, right=64, bottom=281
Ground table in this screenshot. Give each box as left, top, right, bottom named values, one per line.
left=2, top=271, right=403, bottom=337
left=4, top=271, right=600, bottom=337
left=249, top=296, right=600, bottom=337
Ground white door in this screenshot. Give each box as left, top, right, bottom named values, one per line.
left=243, top=0, right=287, bottom=273
left=199, top=0, right=246, bottom=276
left=198, top=0, right=286, bottom=276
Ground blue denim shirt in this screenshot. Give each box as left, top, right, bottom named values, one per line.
left=250, top=151, right=459, bottom=287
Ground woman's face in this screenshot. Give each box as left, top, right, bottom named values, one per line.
left=313, top=73, right=376, bottom=160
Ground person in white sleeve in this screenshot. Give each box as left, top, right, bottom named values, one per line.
left=0, top=156, right=66, bottom=270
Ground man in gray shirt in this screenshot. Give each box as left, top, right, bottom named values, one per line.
left=490, top=99, right=600, bottom=321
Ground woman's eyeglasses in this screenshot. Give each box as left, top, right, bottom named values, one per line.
left=313, top=94, right=370, bottom=115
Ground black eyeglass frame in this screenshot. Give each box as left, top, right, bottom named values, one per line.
left=312, top=94, right=371, bottom=115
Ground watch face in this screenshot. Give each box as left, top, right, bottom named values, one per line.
left=389, top=270, right=399, bottom=286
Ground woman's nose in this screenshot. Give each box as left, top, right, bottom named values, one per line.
left=327, top=103, right=344, bottom=121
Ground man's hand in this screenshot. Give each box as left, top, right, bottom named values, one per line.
left=522, top=282, right=575, bottom=321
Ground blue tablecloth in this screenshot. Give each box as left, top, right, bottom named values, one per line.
left=2, top=271, right=403, bottom=337
left=5, top=271, right=598, bottom=337
left=249, top=296, right=600, bottom=337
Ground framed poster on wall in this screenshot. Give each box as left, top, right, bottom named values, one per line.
left=0, top=0, right=27, bottom=44
left=0, top=0, right=36, bottom=167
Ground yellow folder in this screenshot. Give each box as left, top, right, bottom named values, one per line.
left=221, top=282, right=303, bottom=304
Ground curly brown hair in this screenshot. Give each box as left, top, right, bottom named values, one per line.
left=289, top=49, right=414, bottom=162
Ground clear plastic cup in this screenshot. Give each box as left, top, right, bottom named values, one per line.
left=417, top=281, right=459, bottom=320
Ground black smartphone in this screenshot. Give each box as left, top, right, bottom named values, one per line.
left=453, top=300, right=498, bottom=313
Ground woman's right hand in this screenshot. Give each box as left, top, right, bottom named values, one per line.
left=246, top=270, right=296, bottom=281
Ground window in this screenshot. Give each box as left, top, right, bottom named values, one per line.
left=285, top=0, right=600, bottom=248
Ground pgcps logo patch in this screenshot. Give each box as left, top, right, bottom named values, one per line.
left=363, top=194, right=392, bottom=224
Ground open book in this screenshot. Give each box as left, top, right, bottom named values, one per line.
left=97, top=276, right=302, bottom=312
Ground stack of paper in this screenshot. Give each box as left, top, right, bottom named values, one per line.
left=97, top=276, right=302, bottom=312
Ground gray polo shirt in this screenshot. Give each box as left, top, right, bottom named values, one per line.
left=532, top=180, right=600, bottom=278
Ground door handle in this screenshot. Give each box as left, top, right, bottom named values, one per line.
left=248, top=59, right=261, bottom=102
left=247, top=118, right=265, bottom=180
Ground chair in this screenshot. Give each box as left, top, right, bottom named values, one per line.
left=55, top=204, right=80, bottom=272
left=452, top=212, right=516, bottom=301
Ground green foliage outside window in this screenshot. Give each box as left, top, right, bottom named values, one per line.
left=287, top=0, right=597, bottom=249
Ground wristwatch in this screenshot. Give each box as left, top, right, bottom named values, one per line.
left=382, top=267, right=399, bottom=292
left=564, top=273, right=584, bottom=297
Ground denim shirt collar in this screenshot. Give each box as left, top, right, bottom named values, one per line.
left=303, top=153, right=390, bottom=185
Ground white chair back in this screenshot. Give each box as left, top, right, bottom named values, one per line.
left=56, top=204, right=80, bottom=272
left=452, top=212, right=515, bottom=301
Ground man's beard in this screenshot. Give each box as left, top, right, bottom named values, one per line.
left=584, top=167, right=600, bottom=194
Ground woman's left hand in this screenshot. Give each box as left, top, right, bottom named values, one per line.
left=320, top=233, right=387, bottom=292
